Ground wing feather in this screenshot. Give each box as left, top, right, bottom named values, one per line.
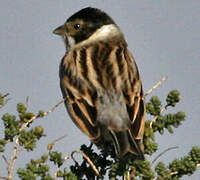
left=123, top=49, right=145, bottom=140
left=59, top=51, right=100, bottom=140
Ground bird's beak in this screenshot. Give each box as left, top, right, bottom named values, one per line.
left=53, top=25, right=66, bottom=36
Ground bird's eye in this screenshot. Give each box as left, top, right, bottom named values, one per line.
left=74, top=24, right=80, bottom=30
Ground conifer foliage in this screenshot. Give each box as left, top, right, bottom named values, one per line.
left=0, top=90, right=199, bottom=180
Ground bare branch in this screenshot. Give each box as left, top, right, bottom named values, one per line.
left=151, top=146, right=179, bottom=165
left=51, top=134, right=68, bottom=144
left=71, top=150, right=99, bottom=176
left=19, top=98, right=66, bottom=132
left=2, top=93, right=9, bottom=99
left=0, top=175, right=9, bottom=180
left=7, top=139, right=20, bottom=179
left=47, top=134, right=68, bottom=151
left=25, top=96, right=29, bottom=109
left=64, top=153, right=70, bottom=161
left=2, top=155, right=8, bottom=166
left=145, top=77, right=167, bottom=97
left=43, top=98, right=66, bottom=116
left=54, top=167, right=59, bottom=179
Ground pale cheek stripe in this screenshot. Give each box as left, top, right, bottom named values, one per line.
left=67, top=35, right=76, bottom=48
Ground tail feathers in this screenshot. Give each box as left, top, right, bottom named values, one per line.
left=109, top=129, right=144, bottom=159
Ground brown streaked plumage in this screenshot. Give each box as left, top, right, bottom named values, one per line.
left=54, top=7, right=145, bottom=158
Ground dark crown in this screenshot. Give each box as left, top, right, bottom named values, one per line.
left=67, top=7, right=116, bottom=26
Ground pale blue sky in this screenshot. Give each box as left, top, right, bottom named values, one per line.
left=1, top=1, right=200, bottom=179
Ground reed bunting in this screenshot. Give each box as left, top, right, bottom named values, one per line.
left=53, top=7, right=145, bottom=158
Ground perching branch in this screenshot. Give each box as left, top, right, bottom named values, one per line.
left=71, top=150, right=99, bottom=176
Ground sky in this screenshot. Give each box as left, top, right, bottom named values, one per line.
left=0, top=1, right=200, bottom=179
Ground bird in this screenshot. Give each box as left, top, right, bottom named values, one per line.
left=53, top=7, right=145, bottom=159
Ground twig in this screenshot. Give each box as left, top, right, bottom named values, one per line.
left=19, top=98, right=66, bottom=132
left=151, top=146, right=178, bottom=165
left=25, top=96, right=29, bottom=109
left=51, top=134, right=68, bottom=144
left=0, top=93, right=11, bottom=109
left=2, top=155, right=8, bottom=166
left=47, top=134, right=68, bottom=151
left=64, top=153, right=70, bottom=161
left=145, top=77, right=167, bottom=97
left=71, top=150, right=99, bottom=176
left=2, top=93, right=9, bottom=98
left=0, top=175, right=8, bottom=180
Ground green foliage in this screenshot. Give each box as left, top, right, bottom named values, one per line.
left=49, top=151, right=65, bottom=167
left=144, top=140, right=158, bottom=155
left=155, top=162, right=171, bottom=180
left=154, top=146, right=200, bottom=179
left=2, top=113, right=20, bottom=141
left=169, top=147, right=200, bottom=178
left=38, top=110, right=45, bottom=117
left=146, top=96, right=162, bottom=116
left=0, top=139, right=7, bottom=152
left=166, top=90, right=181, bottom=107
left=17, top=152, right=77, bottom=180
left=17, top=155, right=52, bottom=180
left=152, top=112, right=186, bottom=134
left=19, top=112, right=35, bottom=123
left=17, top=103, right=27, bottom=114
left=0, top=93, right=4, bottom=105
left=18, top=126, right=44, bottom=151
left=57, top=168, right=78, bottom=180
left=143, top=90, right=186, bottom=157
left=133, top=160, right=155, bottom=179
left=143, top=121, right=158, bottom=155
left=0, top=90, right=199, bottom=180
left=190, top=146, right=200, bottom=164
left=108, top=158, right=155, bottom=179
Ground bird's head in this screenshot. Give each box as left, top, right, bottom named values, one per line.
left=53, top=7, right=122, bottom=50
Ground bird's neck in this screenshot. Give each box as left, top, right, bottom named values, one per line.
left=88, top=24, right=123, bottom=41
left=72, top=24, right=126, bottom=49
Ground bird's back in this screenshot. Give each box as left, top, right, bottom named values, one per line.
left=59, top=38, right=145, bottom=158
